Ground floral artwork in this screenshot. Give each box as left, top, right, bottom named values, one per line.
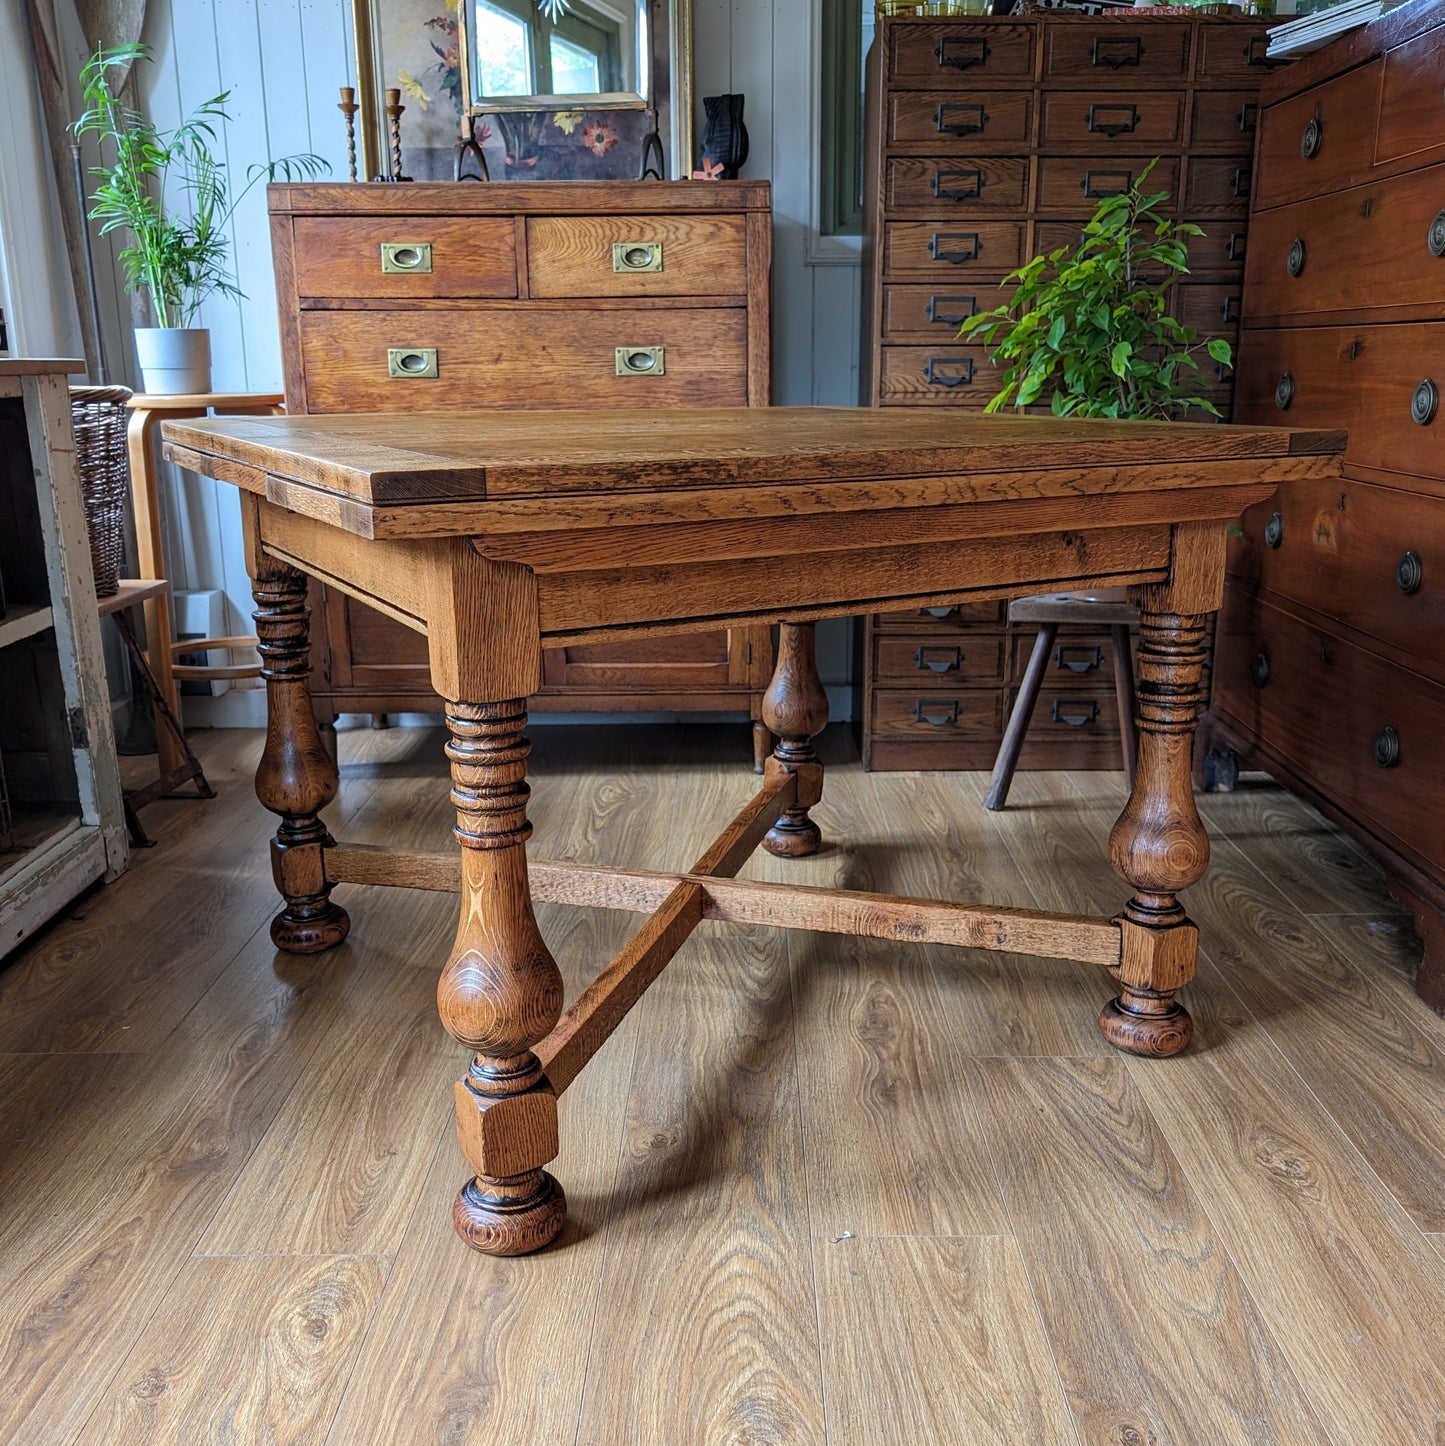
left=580, top=118, right=619, bottom=157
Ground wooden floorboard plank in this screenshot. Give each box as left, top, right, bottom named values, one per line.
left=816, top=1236, right=1080, bottom=1445
left=1125, top=978, right=1445, bottom=1444
left=73, top=1255, right=387, bottom=1444
left=969, top=1054, right=1331, bottom=1444
left=1312, top=911, right=1445, bottom=1050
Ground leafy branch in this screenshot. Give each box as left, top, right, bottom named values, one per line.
left=74, top=43, right=329, bottom=328
left=960, top=160, right=1232, bottom=421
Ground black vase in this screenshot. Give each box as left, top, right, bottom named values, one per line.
left=701, top=94, right=749, bottom=179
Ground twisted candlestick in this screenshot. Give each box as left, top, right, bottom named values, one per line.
left=337, top=86, right=359, bottom=183
left=384, top=87, right=404, bottom=181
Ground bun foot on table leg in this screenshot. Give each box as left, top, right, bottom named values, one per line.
left=453, top=1170, right=567, bottom=1256
left=270, top=900, right=350, bottom=954
left=1099, top=986, right=1194, bottom=1057
left=763, top=815, right=822, bottom=857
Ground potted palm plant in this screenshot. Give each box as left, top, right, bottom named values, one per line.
left=74, top=43, right=327, bottom=395
left=960, top=161, right=1232, bottom=419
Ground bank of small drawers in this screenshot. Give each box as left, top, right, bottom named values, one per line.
left=1218, top=0, right=1445, bottom=891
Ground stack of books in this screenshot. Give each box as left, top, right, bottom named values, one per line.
left=1266, top=0, right=1402, bottom=58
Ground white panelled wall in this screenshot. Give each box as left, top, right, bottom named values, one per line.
left=127, top=0, right=864, bottom=725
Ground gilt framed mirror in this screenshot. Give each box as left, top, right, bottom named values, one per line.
left=351, top=0, right=693, bottom=182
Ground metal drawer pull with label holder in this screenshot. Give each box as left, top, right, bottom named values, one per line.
left=914, top=698, right=960, bottom=727
left=616, top=346, right=665, bottom=377
left=1051, top=699, right=1099, bottom=728
left=612, top=242, right=664, bottom=273
left=914, top=645, right=964, bottom=673
left=388, top=347, right=438, bottom=378
left=380, top=243, right=433, bottom=274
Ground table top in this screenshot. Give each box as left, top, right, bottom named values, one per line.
left=163, top=408, right=1346, bottom=511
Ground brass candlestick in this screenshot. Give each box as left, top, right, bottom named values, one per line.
left=337, top=86, right=359, bottom=182
left=384, top=87, right=405, bottom=181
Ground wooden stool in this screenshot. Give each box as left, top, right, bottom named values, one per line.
left=984, top=590, right=1139, bottom=811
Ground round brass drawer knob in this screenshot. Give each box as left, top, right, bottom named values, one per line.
left=1412, top=379, right=1439, bottom=426
left=1250, top=651, right=1271, bottom=688
left=1264, top=510, right=1284, bottom=548
left=1430, top=210, right=1445, bottom=258
left=1397, top=550, right=1424, bottom=595
left=1275, top=373, right=1294, bottom=410
left=1373, top=726, right=1401, bottom=768
left=1287, top=238, right=1306, bottom=277
left=1301, top=117, right=1322, bottom=159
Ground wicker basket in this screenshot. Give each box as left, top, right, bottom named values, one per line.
left=69, top=386, right=134, bottom=598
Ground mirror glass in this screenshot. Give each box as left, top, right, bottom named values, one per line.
left=469, top=0, right=649, bottom=106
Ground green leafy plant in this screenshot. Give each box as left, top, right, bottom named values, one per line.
left=74, top=43, right=328, bottom=328
left=959, top=160, right=1232, bottom=420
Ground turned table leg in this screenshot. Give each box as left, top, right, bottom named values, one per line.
left=761, top=621, right=828, bottom=858
left=440, top=701, right=567, bottom=1256
left=252, top=563, right=350, bottom=953
left=1103, top=610, right=1211, bottom=1057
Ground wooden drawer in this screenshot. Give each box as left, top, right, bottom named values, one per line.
left=1182, top=156, right=1253, bottom=212
left=1010, top=686, right=1121, bottom=741
left=542, top=631, right=734, bottom=692
left=1008, top=630, right=1119, bottom=688
left=882, top=221, right=1025, bottom=276
left=1175, top=281, right=1243, bottom=335
left=1190, top=91, right=1261, bottom=147
left=878, top=345, right=996, bottom=405
left=888, top=24, right=1036, bottom=88
left=1376, top=25, right=1445, bottom=169
left=1243, top=166, right=1445, bottom=321
left=291, top=217, right=518, bottom=300
left=1235, top=323, right=1445, bottom=484
left=1213, top=586, right=1445, bottom=875
left=1034, top=216, right=1245, bottom=272
left=885, top=157, right=1030, bottom=213
left=869, top=687, right=1002, bottom=738
left=875, top=602, right=1007, bottom=628
left=1044, top=24, right=1189, bottom=85
left=888, top=91, right=1033, bottom=148
left=1039, top=92, right=1183, bottom=147
left=1036, top=157, right=1180, bottom=216
left=296, top=308, right=749, bottom=412
left=874, top=634, right=1006, bottom=686
left=880, top=284, right=987, bottom=341
left=525, top=214, right=748, bottom=299
left=1194, top=27, right=1280, bottom=82
left=1228, top=475, right=1445, bottom=670
left=1253, top=59, right=1383, bottom=209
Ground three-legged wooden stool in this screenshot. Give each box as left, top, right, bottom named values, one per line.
left=985, top=590, right=1140, bottom=811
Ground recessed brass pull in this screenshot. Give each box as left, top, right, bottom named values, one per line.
left=1412, top=378, right=1439, bottom=425
left=1397, top=550, right=1423, bottom=595
left=616, top=346, right=665, bottom=376
left=1301, top=117, right=1322, bottom=160
left=1430, top=211, right=1445, bottom=258
left=1250, top=651, right=1271, bottom=688
left=1373, top=726, right=1401, bottom=768
left=380, top=242, right=433, bottom=274
left=1287, top=238, right=1306, bottom=277
left=387, top=347, right=438, bottom=378
left=1264, top=510, right=1284, bottom=547
left=1275, top=373, right=1294, bottom=411
left=612, top=241, right=663, bottom=273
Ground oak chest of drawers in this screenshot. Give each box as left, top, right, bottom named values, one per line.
left=1208, top=0, right=1445, bottom=1010
left=269, top=181, right=774, bottom=760
left=858, top=13, right=1274, bottom=772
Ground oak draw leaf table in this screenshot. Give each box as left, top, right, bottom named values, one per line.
left=161, top=408, right=1345, bottom=1257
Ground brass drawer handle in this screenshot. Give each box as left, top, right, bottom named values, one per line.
left=1250, top=651, right=1270, bottom=688
left=913, top=699, right=959, bottom=727
left=927, top=295, right=978, bottom=326
left=1373, top=726, right=1401, bottom=768
left=616, top=346, right=665, bottom=376
left=1301, top=117, right=1322, bottom=160
left=380, top=242, right=433, bottom=274
left=1412, top=378, right=1438, bottom=425
left=387, top=347, right=437, bottom=378
left=1397, top=550, right=1423, bottom=595
left=1286, top=238, right=1306, bottom=277
left=612, top=241, right=663, bottom=273
left=914, top=645, right=963, bottom=673
left=1054, top=643, right=1103, bottom=674
left=1087, top=103, right=1139, bottom=138
left=924, top=357, right=976, bottom=389
left=1275, top=373, right=1294, bottom=411
left=1430, top=211, right=1445, bottom=258
left=1050, top=698, right=1099, bottom=728
left=1264, top=510, right=1284, bottom=548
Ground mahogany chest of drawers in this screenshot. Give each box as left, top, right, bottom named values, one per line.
left=268, top=181, right=774, bottom=760
left=857, top=13, right=1274, bottom=772
left=1208, top=0, right=1445, bottom=1010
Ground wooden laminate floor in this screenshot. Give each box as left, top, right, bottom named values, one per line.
left=2, top=722, right=1443, bottom=1445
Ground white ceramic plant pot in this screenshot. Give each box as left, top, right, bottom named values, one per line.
left=134, top=326, right=211, bottom=395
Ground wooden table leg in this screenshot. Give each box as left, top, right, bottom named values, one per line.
left=441, top=700, right=567, bottom=1256
left=251, top=558, right=350, bottom=953
left=761, top=621, right=828, bottom=858
left=1102, top=609, right=1210, bottom=1056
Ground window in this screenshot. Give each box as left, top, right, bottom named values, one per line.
left=819, top=0, right=875, bottom=237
